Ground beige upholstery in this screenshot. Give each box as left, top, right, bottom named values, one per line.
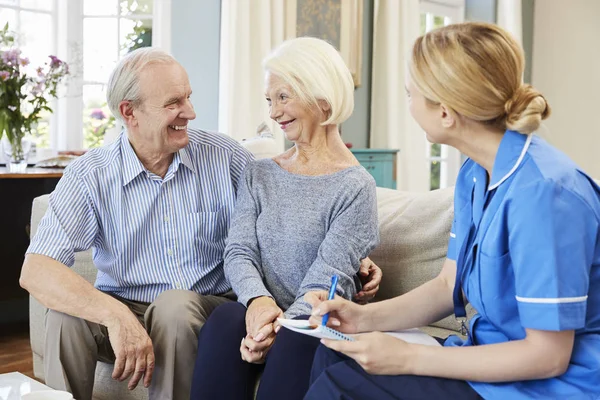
left=29, top=186, right=462, bottom=399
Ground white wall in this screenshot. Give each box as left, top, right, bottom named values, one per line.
left=532, top=0, right=600, bottom=178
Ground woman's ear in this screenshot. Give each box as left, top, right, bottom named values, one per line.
left=440, top=103, right=456, bottom=129
left=317, top=99, right=331, bottom=113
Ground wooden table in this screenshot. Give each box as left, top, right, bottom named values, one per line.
left=0, top=168, right=63, bottom=324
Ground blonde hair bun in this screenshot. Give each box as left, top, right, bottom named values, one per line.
left=504, top=84, right=551, bottom=134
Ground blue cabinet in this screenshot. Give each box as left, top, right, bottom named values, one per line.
left=351, top=149, right=399, bottom=189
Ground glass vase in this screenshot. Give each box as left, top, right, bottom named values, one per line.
left=1, top=135, right=32, bottom=173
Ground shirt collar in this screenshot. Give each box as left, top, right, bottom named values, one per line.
left=121, top=132, right=146, bottom=186
left=120, top=132, right=197, bottom=186
left=488, top=130, right=533, bottom=191
left=179, top=146, right=197, bottom=175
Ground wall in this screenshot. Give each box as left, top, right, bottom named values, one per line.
left=532, top=0, right=600, bottom=178
left=171, top=0, right=221, bottom=131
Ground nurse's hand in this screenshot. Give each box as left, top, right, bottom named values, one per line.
left=321, top=332, right=415, bottom=375
left=305, top=291, right=366, bottom=333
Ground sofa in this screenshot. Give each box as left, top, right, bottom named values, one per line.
left=29, top=185, right=474, bottom=400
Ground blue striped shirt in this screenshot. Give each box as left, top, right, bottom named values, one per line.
left=27, top=129, right=254, bottom=303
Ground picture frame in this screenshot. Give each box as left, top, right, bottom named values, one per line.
left=284, top=0, right=364, bottom=87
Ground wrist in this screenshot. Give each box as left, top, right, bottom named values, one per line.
left=100, top=296, right=132, bottom=328
left=355, top=303, right=373, bottom=332
left=407, top=343, right=432, bottom=375
left=247, top=295, right=276, bottom=308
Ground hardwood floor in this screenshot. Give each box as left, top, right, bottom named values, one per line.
left=0, top=322, right=35, bottom=378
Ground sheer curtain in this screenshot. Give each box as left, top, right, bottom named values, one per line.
left=218, top=0, right=287, bottom=151
left=497, top=0, right=523, bottom=45
left=369, top=0, right=429, bottom=192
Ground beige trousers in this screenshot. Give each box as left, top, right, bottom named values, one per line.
left=44, top=289, right=234, bottom=400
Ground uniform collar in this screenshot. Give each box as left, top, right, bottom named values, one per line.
left=120, top=132, right=197, bottom=186
left=488, top=130, right=533, bottom=191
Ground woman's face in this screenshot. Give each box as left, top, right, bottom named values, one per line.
left=264, top=72, right=323, bottom=143
left=405, top=75, right=450, bottom=145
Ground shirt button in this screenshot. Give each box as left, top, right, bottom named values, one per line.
left=167, top=249, right=173, bottom=256
left=164, top=215, right=170, bottom=222
left=175, top=282, right=182, bottom=289
left=473, top=177, right=477, bottom=183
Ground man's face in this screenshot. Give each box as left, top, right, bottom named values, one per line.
left=128, top=62, right=196, bottom=155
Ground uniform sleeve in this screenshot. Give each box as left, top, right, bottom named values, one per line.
left=26, top=168, right=99, bottom=267
left=224, top=166, right=273, bottom=307
left=285, top=179, right=380, bottom=318
left=508, top=180, right=597, bottom=331
left=447, top=219, right=457, bottom=261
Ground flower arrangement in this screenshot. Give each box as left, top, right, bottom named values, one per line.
left=84, top=106, right=116, bottom=149
left=0, top=23, right=69, bottom=167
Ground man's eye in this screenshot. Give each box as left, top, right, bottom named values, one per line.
left=280, top=94, right=287, bottom=100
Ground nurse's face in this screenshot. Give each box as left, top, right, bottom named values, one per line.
left=405, top=75, right=452, bottom=145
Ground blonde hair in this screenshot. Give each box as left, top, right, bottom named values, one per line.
left=263, top=37, right=354, bottom=126
left=409, top=22, right=550, bottom=134
left=107, top=47, right=176, bottom=122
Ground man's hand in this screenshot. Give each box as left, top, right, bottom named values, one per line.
left=242, top=296, right=284, bottom=364
left=106, top=313, right=155, bottom=390
left=321, top=332, right=416, bottom=375
left=354, top=257, right=383, bottom=304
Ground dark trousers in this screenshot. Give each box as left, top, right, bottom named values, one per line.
left=304, top=344, right=483, bottom=400
left=191, top=302, right=320, bottom=400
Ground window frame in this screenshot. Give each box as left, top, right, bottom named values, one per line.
left=420, top=0, right=465, bottom=190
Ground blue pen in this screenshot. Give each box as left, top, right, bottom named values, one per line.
left=321, top=274, right=339, bottom=326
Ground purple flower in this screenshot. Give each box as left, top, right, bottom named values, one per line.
left=36, top=67, right=44, bottom=76
left=48, top=55, right=63, bottom=68
left=90, top=108, right=107, bottom=120
left=0, top=71, right=9, bottom=81
left=1, top=49, right=21, bottom=65
left=19, top=57, right=29, bottom=66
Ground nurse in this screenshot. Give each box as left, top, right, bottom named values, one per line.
left=303, top=22, right=600, bottom=400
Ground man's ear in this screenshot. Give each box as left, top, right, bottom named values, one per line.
left=440, top=103, right=456, bottom=129
left=119, top=100, right=137, bottom=127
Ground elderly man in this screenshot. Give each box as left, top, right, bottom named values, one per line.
left=20, top=47, right=381, bottom=400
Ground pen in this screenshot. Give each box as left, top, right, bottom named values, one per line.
left=321, top=274, right=339, bottom=326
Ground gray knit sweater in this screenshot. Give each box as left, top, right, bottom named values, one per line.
left=224, top=158, right=380, bottom=318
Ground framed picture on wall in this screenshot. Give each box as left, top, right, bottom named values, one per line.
left=284, top=0, right=364, bottom=87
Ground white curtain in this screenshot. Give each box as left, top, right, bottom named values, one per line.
left=497, top=0, right=523, bottom=45
left=218, top=0, right=287, bottom=151
left=370, top=0, right=429, bottom=192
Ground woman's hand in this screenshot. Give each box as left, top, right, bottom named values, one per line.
left=242, top=296, right=283, bottom=364
left=321, top=332, right=417, bottom=375
left=305, top=291, right=366, bottom=333
left=354, top=257, right=383, bottom=304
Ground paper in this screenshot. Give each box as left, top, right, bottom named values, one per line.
left=278, top=318, right=441, bottom=346
left=277, top=318, right=355, bottom=341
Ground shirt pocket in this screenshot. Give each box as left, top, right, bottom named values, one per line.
left=187, top=208, right=229, bottom=268
left=477, top=250, right=518, bottom=329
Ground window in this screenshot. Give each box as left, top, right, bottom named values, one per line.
left=0, top=0, right=56, bottom=148
left=82, top=0, right=153, bottom=148
left=1, top=0, right=168, bottom=151
left=420, top=0, right=464, bottom=190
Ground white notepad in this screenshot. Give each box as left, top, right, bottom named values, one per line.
left=278, top=318, right=355, bottom=341
left=278, top=318, right=442, bottom=346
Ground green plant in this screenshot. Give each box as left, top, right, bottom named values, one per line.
left=0, top=23, right=69, bottom=160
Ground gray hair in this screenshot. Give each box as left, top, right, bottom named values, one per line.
left=107, top=47, right=176, bottom=122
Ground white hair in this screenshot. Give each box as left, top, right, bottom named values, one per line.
left=107, top=47, right=176, bottom=122
left=262, top=37, right=354, bottom=126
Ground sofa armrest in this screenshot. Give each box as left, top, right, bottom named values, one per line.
left=29, top=194, right=97, bottom=380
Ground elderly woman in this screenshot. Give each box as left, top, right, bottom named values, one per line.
left=190, top=37, right=380, bottom=400
left=303, top=22, right=600, bottom=400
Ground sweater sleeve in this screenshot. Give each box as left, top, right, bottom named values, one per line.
left=285, top=179, right=380, bottom=318
left=224, top=165, right=273, bottom=307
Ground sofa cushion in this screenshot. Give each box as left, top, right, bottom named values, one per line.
left=370, top=187, right=474, bottom=333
